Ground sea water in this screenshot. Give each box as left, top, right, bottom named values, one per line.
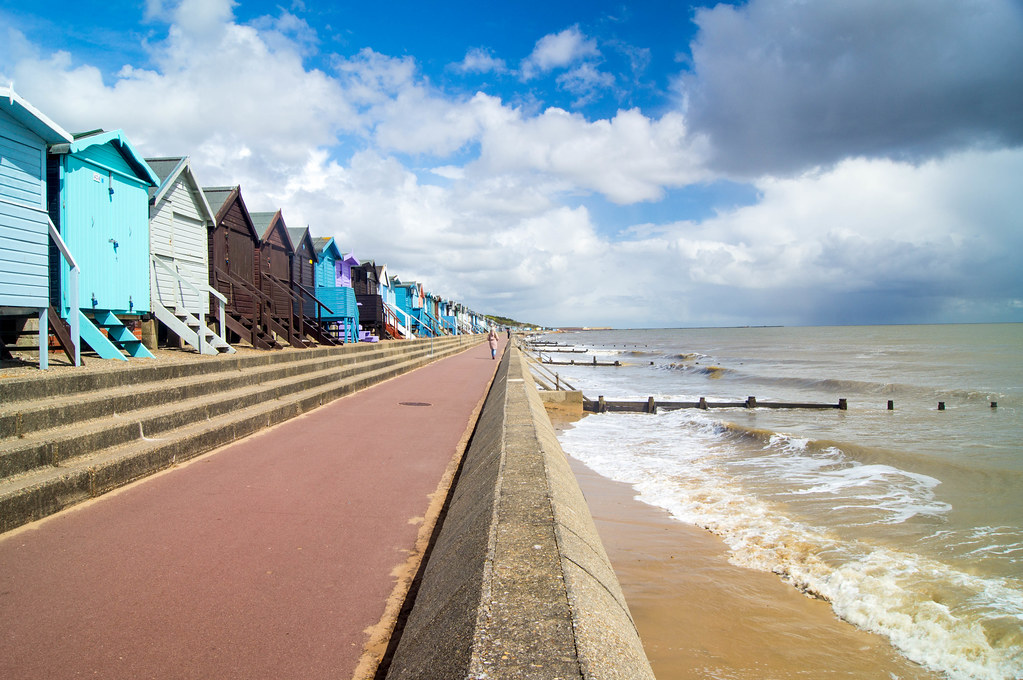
left=546, top=324, right=1023, bottom=680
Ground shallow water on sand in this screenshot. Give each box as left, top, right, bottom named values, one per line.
left=544, top=324, right=1023, bottom=680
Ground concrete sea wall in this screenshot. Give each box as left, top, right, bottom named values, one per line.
left=384, top=344, right=654, bottom=679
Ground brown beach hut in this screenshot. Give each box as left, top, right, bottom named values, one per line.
left=251, top=209, right=309, bottom=348
left=202, top=186, right=279, bottom=349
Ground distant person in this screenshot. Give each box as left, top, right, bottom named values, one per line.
left=488, top=328, right=499, bottom=360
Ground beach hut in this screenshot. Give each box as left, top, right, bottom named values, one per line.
left=395, top=280, right=437, bottom=337
left=312, top=237, right=360, bottom=343
left=0, top=87, right=76, bottom=369
left=47, top=129, right=159, bottom=361
left=251, top=210, right=311, bottom=348
left=286, top=226, right=337, bottom=345
left=353, top=260, right=386, bottom=340
left=203, top=185, right=279, bottom=350
left=146, top=156, right=233, bottom=355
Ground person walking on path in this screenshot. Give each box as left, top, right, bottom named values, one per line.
left=488, top=328, right=499, bottom=359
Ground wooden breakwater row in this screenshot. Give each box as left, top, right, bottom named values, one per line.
left=541, top=356, right=621, bottom=366
left=586, top=396, right=848, bottom=413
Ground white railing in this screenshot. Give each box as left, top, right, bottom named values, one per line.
left=383, top=300, right=416, bottom=339
left=48, top=218, right=80, bottom=367
left=151, top=255, right=228, bottom=353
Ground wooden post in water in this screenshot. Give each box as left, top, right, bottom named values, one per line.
left=991, top=401, right=998, bottom=408
left=888, top=400, right=894, bottom=410
left=839, top=398, right=847, bottom=410
left=746, top=396, right=757, bottom=408
left=647, top=397, right=656, bottom=414
left=555, top=373, right=560, bottom=390
left=938, top=402, right=946, bottom=411
left=593, top=355, right=597, bottom=366
left=699, top=397, right=708, bottom=410
left=598, top=396, right=606, bottom=413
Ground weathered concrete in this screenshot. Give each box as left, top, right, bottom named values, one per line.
left=539, top=389, right=585, bottom=418
left=385, top=345, right=654, bottom=679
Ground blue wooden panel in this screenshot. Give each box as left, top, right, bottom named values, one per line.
left=77, top=140, right=139, bottom=182
left=58, top=153, right=151, bottom=315
left=314, top=251, right=337, bottom=288
left=313, top=286, right=359, bottom=320
left=0, top=114, right=46, bottom=209
left=0, top=201, right=48, bottom=307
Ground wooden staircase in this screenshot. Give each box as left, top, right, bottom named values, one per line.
left=213, top=267, right=282, bottom=350
left=151, top=300, right=235, bottom=355
left=78, top=311, right=155, bottom=361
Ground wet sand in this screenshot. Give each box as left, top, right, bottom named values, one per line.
left=554, top=415, right=939, bottom=680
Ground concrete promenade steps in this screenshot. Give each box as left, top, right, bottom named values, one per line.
left=0, top=335, right=482, bottom=534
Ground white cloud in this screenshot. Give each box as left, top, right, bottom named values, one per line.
left=556, top=63, right=616, bottom=107
left=476, top=107, right=710, bottom=204
left=2, top=2, right=1019, bottom=327
left=452, top=47, right=507, bottom=74
left=521, top=25, right=600, bottom=80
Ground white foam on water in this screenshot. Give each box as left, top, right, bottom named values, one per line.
left=559, top=411, right=1023, bottom=680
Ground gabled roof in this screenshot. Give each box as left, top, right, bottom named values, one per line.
left=342, top=251, right=359, bottom=266
left=50, top=129, right=159, bottom=186
left=202, top=185, right=261, bottom=240
left=286, top=227, right=316, bottom=261
left=0, top=87, right=73, bottom=144
left=145, top=156, right=216, bottom=224
left=312, top=236, right=342, bottom=261
left=251, top=209, right=294, bottom=251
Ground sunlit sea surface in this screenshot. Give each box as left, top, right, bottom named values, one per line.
left=543, top=324, right=1023, bottom=680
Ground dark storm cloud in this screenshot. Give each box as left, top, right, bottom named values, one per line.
left=680, top=0, right=1023, bottom=176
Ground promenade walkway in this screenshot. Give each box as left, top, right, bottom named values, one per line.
left=0, top=337, right=505, bottom=680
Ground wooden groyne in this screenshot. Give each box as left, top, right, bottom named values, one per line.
left=586, top=396, right=848, bottom=413
left=541, top=356, right=621, bottom=367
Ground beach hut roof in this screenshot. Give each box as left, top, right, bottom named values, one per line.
left=287, top=226, right=317, bottom=263
left=251, top=209, right=294, bottom=248
left=0, top=86, right=73, bottom=144
left=201, top=185, right=261, bottom=241
left=201, top=185, right=235, bottom=216
left=312, top=236, right=341, bottom=260
left=145, top=156, right=216, bottom=223
left=50, top=129, right=159, bottom=186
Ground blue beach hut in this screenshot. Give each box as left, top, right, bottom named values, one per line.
left=311, top=236, right=360, bottom=343
left=47, top=129, right=160, bottom=360
left=0, top=87, right=75, bottom=369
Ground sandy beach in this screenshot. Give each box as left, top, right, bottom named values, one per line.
left=555, top=414, right=940, bottom=680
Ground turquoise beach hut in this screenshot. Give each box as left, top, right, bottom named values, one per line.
left=47, top=129, right=159, bottom=361
left=311, top=236, right=360, bottom=343
left=0, top=87, right=75, bottom=369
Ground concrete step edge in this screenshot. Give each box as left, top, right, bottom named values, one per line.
left=0, top=339, right=474, bottom=534
left=1, top=341, right=464, bottom=439
left=0, top=336, right=472, bottom=403
left=0, top=343, right=465, bottom=476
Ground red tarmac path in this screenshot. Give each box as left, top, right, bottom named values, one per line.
left=0, top=338, right=504, bottom=680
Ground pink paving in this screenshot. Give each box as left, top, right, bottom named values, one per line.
left=0, top=338, right=504, bottom=680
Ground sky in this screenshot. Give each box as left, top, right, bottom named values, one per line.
left=2, top=0, right=1021, bottom=328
